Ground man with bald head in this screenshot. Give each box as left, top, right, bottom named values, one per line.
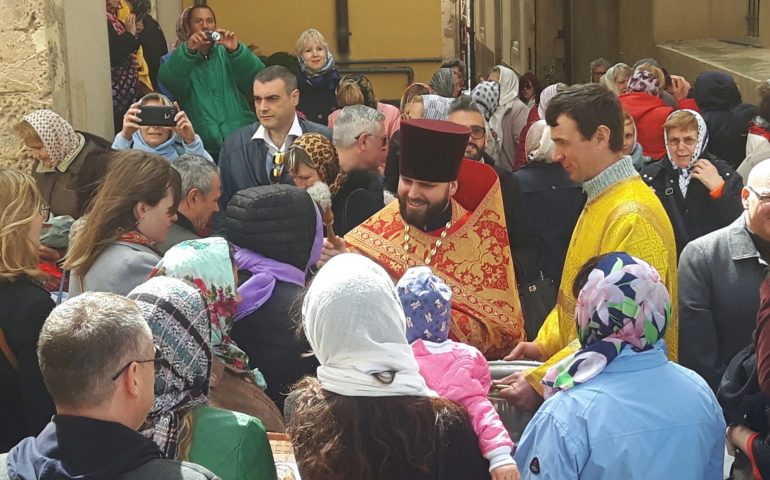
left=679, top=159, right=770, bottom=391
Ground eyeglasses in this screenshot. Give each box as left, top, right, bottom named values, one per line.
left=469, top=125, right=486, bottom=140
left=666, top=137, right=698, bottom=148
left=39, top=203, right=50, bottom=219
left=747, top=185, right=770, bottom=204
left=356, top=133, right=389, bottom=148
left=111, top=345, right=169, bottom=381
left=271, top=152, right=285, bottom=182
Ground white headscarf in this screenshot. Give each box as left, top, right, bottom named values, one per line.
left=489, top=65, right=519, bottom=136
left=538, top=84, right=561, bottom=120
left=421, top=94, right=453, bottom=120
left=302, top=253, right=435, bottom=398
left=663, top=109, right=709, bottom=197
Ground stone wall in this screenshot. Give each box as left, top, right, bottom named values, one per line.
left=0, top=0, right=64, bottom=170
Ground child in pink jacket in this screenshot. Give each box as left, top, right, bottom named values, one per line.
left=397, top=267, right=520, bottom=480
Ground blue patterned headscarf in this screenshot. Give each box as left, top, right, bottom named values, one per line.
left=397, top=266, right=452, bottom=344
left=542, top=252, right=670, bottom=398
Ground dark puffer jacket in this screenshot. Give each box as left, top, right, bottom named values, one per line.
left=224, top=185, right=319, bottom=408
left=691, top=71, right=757, bottom=167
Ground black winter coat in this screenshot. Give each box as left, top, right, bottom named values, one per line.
left=332, top=170, right=384, bottom=236
left=224, top=185, right=319, bottom=409
left=296, top=71, right=340, bottom=126
left=691, top=71, right=757, bottom=167
left=513, top=162, right=586, bottom=286
left=0, top=277, right=55, bottom=452
left=641, top=153, right=743, bottom=255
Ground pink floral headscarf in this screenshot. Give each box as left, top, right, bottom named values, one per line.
left=542, top=252, right=670, bottom=398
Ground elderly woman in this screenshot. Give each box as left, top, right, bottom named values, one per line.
left=286, top=133, right=383, bottom=236
left=295, top=29, right=340, bottom=125
left=14, top=110, right=112, bottom=221
left=598, top=63, right=633, bottom=96
left=129, top=276, right=277, bottom=480
left=471, top=80, right=502, bottom=161
left=287, top=253, right=490, bottom=479
left=0, top=170, right=56, bottom=451
left=514, top=83, right=565, bottom=170
left=64, top=150, right=181, bottom=296
left=511, top=252, right=724, bottom=479
left=112, top=93, right=213, bottom=162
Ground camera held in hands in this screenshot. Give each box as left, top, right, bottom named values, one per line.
left=204, top=30, right=221, bottom=42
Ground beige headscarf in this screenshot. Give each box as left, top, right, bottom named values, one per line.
left=23, top=110, right=82, bottom=168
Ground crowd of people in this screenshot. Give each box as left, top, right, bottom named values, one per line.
left=4, top=1, right=770, bottom=478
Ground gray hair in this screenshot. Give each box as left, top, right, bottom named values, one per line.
left=332, top=105, right=385, bottom=149
left=38, top=292, right=152, bottom=408
left=172, top=154, right=219, bottom=196
left=590, top=57, right=611, bottom=70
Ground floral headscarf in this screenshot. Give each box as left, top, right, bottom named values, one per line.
left=542, top=252, right=670, bottom=398
left=663, top=109, right=709, bottom=197
left=151, top=237, right=250, bottom=372
left=128, top=276, right=213, bottom=458
left=471, top=81, right=501, bottom=122
left=625, top=68, right=661, bottom=97
left=287, top=133, right=344, bottom=195
left=23, top=110, right=83, bottom=169
left=173, top=7, right=191, bottom=49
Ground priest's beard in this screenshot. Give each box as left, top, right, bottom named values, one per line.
left=398, top=188, right=452, bottom=231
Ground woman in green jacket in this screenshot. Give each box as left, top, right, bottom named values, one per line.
left=129, top=275, right=278, bottom=480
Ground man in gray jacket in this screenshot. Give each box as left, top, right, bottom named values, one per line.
left=679, top=159, right=770, bottom=391
left=0, top=293, right=218, bottom=480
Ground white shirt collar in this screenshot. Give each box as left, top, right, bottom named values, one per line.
left=252, top=114, right=303, bottom=152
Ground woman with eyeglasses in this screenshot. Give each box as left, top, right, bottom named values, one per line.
left=129, top=275, right=278, bottom=480
left=640, top=109, right=743, bottom=255
left=0, top=169, right=56, bottom=451
left=64, top=150, right=181, bottom=296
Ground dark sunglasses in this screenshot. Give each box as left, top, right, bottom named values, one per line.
left=111, top=346, right=169, bottom=381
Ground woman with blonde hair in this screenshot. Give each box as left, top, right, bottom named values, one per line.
left=0, top=169, right=56, bottom=451
left=64, top=150, right=181, bottom=296
left=295, top=28, right=340, bottom=125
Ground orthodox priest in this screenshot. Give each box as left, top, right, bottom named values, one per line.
left=323, top=118, right=526, bottom=359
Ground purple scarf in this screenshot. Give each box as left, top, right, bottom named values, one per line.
left=235, top=207, right=324, bottom=320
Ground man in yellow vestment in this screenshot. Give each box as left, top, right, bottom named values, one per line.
left=497, top=84, right=678, bottom=411
left=328, top=118, right=526, bottom=358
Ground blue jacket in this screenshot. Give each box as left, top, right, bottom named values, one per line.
left=515, top=345, right=725, bottom=479
left=112, top=131, right=213, bottom=163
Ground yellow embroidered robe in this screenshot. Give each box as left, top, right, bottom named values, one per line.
left=345, top=160, right=526, bottom=359
left=524, top=175, right=679, bottom=394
